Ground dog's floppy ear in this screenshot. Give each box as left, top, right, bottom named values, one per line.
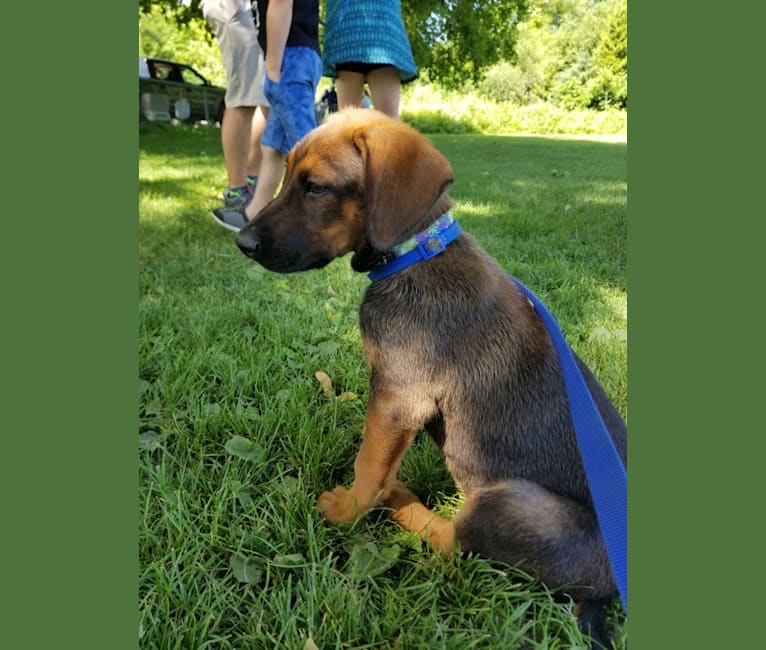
left=353, top=120, right=454, bottom=250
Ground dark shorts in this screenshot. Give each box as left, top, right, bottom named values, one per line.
left=335, top=62, right=394, bottom=76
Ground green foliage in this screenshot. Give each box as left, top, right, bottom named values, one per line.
left=478, top=58, right=544, bottom=104
left=477, top=0, right=627, bottom=110
left=403, top=0, right=529, bottom=88
left=139, top=0, right=202, bottom=24
left=139, top=4, right=225, bottom=87
left=401, top=84, right=626, bottom=135
left=592, top=0, right=628, bottom=107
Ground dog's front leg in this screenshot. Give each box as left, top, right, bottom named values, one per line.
left=317, top=391, right=417, bottom=524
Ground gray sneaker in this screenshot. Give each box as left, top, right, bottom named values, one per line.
left=223, top=184, right=254, bottom=210
left=212, top=207, right=249, bottom=232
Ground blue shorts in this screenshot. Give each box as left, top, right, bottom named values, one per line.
left=263, top=47, right=322, bottom=154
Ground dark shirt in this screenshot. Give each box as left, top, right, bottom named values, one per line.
left=321, top=87, right=338, bottom=112
left=256, top=0, right=320, bottom=54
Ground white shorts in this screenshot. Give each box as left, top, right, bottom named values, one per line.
left=202, top=1, right=268, bottom=108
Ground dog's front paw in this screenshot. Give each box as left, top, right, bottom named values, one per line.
left=317, top=486, right=360, bottom=524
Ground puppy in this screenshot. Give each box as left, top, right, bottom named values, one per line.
left=235, top=109, right=627, bottom=645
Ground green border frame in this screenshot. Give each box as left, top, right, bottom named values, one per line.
left=7, top=1, right=760, bottom=647
left=630, top=2, right=763, bottom=647
left=4, top=3, right=137, bottom=647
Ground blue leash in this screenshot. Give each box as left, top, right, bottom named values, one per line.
left=369, top=219, right=628, bottom=611
left=511, top=277, right=627, bottom=611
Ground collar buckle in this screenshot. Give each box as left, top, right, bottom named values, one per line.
left=417, top=235, right=447, bottom=260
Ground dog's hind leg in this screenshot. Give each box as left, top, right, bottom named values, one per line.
left=386, top=480, right=616, bottom=643
left=455, top=479, right=616, bottom=646
left=384, top=481, right=456, bottom=553
left=453, top=479, right=615, bottom=598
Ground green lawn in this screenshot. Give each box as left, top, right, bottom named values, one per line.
left=139, top=122, right=627, bottom=649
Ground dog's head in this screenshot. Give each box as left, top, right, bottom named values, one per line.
left=236, top=109, right=455, bottom=273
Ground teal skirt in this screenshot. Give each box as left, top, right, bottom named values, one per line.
left=322, top=0, right=418, bottom=83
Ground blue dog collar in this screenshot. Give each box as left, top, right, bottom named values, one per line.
left=367, top=213, right=462, bottom=282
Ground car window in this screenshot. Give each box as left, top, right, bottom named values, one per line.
left=139, top=58, right=150, bottom=78
left=149, top=61, right=184, bottom=83
left=149, top=61, right=171, bottom=80
left=178, top=65, right=207, bottom=87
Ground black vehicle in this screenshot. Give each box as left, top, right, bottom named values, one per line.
left=139, top=57, right=226, bottom=123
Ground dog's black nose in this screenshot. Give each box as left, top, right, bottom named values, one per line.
left=235, top=229, right=261, bottom=259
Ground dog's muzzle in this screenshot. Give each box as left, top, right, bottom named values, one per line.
left=235, top=225, right=330, bottom=273
left=235, top=229, right=262, bottom=261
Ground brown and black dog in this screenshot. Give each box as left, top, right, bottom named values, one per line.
left=235, top=109, right=627, bottom=644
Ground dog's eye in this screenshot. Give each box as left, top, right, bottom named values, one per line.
left=306, top=182, right=328, bottom=197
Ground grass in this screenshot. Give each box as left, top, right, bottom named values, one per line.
left=139, top=122, right=627, bottom=649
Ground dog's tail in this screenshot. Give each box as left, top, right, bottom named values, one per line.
left=576, top=598, right=612, bottom=648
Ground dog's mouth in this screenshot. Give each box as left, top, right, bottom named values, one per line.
left=257, top=253, right=333, bottom=274
left=351, top=242, right=393, bottom=273
left=235, top=230, right=334, bottom=273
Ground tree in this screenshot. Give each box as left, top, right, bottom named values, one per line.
left=592, top=0, right=627, bottom=107
left=139, top=4, right=225, bottom=87
left=403, top=0, right=529, bottom=87
left=477, top=0, right=627, bottom=110
left=139, top=0, right=202, bottom=23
